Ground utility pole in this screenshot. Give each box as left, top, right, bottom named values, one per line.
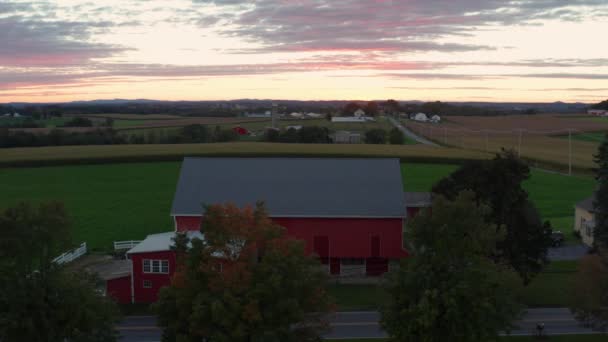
left=568, top=129, right=572, bottom=176
left=518, top=129, right=522, bottom=157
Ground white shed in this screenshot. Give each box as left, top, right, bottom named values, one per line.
left=353, top=109, right=366, bottom=117
left=414, top=113, right=428, bottom=122
left=430, top=115, right=441, bottom=123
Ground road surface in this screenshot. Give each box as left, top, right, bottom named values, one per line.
left=387, top=116, right=438, bottom=146
left=117, top=308, right=601, bottom=341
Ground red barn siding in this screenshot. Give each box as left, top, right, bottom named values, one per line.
left=175, top=216, right=200, bottom=231
left=175, top=215, right=408, bottom=259
left=106, top=276, right=132, bottom=304
left=130, top=251, right=175, bottom=303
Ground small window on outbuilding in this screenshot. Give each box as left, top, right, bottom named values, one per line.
left=143, top=280, right=152, bottom=288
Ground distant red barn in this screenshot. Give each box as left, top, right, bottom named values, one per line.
left=232, top=126, right=249, bottom=135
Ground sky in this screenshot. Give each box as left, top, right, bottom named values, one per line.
left=1, top=0, right=607, bottom=103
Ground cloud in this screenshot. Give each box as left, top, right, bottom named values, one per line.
left=198, top=0, right=608, bottom=54
left=512, top=73, right=608, bottom=79
left=0, top=4, right=129, bottom=67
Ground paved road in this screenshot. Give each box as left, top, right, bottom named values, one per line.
left=117, top=308, right=600, bottom=341
left=548, top=244, right=589, bottom=261
left=387, top=116, right=438, bottom=146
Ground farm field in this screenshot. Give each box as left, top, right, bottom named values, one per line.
left=0, top=143, right=489, bottom=167
left=402, top=114, right=605, bottom=171
left=329, top=336, right=608, bottom=342
left=118, top=117, right=395, bottom=137
left=70, top=113, right=184, bottom=120
left=568, top=132, right=606, bottom=143
left=0, top=161, right=594, bottom=250
left=0, top=116, right=72, bottom=128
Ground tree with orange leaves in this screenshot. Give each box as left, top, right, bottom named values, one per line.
left=155, top=201, right=332, bottom=342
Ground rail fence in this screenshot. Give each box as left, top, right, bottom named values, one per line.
left=114, top=240, right=142, bottom=250
left=52, top=242, right=87, bottom=265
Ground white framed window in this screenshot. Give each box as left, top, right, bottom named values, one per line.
left=143, top=280, right=152, bottom=288
left=143, top=259, right=151, bottom=273
left=143, top=259, right=169, bottom=274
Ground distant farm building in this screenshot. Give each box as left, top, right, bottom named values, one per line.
left=331, top=130, right=362, bottom=144
left=332, top=116, right=375, bottom=123
left=285, top=125, right=303, bottom=131
left=232, top=126, right=249, bottom=135
left=413, top=113, right=428, bottom=122
left=244, top=112, right=271, bottom=118
left=588, top=109, right=608, bottom=116
left=574, top=195, right=595, bottom=246
left=430, top=115, right=441, bottom=123
left=306, top=112, right=323, bottom=118
left=289, top=112, right=304, bottom=118
left=354, top=108, right=366, bottom=117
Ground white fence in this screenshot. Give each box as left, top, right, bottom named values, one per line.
left=114, top=240, right=141, bottom=250
left=53, top=242, right=87, bottom=265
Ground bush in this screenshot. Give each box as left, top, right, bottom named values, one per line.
left=365, top=129, right=387, bottom=144
left=298, top=126, right=330, bottom=143
left=389, top=128, right=404, bottom=145
left=62, top=117, right=93, bottom=127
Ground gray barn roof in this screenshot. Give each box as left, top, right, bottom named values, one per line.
left=576, top=195, right=595, bottom=212
left=404, top=192, right=432, bottom=208
left=171, top=157, right=406, bottom=218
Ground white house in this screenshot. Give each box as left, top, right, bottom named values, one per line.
left=290, top=112, right=304, bottom=118
left=588, top=109, right=608, bottom=116
left=430, top=115, right=441, bottom=123
left=414, top=113, right=428, bottom=122
left=353, top=109, right=366, bottom=117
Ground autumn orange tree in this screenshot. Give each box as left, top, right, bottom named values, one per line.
left=155, top=202, right=332, bottom=342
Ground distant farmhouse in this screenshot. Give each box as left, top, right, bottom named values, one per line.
left=574, top=195, right=596, bottom=246
left=413, top=113, right=428, bottom=122
left=108, top=158, right=431, bottom=303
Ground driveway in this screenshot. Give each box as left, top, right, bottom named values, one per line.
left=387, top=116, right=438, bottom=146
left=548, top=244, right=589, bottom=261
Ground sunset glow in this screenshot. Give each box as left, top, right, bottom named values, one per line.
left=1, top=0, right=607, bottom=102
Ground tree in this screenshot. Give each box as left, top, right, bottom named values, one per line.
left=432, top=150, right=552, bottom=284
left=364, top=101, right=379, bottom=116
left=63, top=117, right=93, bottom=127
left=341, top=102, right=360, bottom=116
left=381, top=192, right=521, bottom=342
left=365, top=128, right=387, bottom=144
left=155, top=202, right=332, bottom=342
left=0, top=202, right=120, bottom=342
left=388, top=128, right=404, bottom=145
left=570, top=252, right=608, bottom=330
left=383, top=99, right=400, bottom=115
left=591, top=99, right=608, bottom=110
left=594, top=134, right=608, bottom=248
left=181, top=124, right=211, bottom=143
left=298, top=126, right=330, bottom=143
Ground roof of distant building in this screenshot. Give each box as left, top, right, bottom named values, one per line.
left=171, top=157, right=405, bottom=218
left=404, top=192, right=432, bottom=208
left=127, top=231, right=204, bottom=255
left=576, top=195, right=595, bottom=212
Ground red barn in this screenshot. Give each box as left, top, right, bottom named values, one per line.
left=119, top=157, right=411, bottom=303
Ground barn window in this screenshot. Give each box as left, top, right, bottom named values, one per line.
left=341, top=258, right=364, bottom=265
left=143, top=259, right=169, bottom=274
left=143, top=280, right=152, bottom=288
left=143, top=259, right=151, bottom=273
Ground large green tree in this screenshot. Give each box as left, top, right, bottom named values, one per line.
left=594, top=134, right=608, bottom=248
left=570, top=252, right=608, bottom=330
left=155, top=202, right=332, bottom=342
left=381, top=192, right=521, bottom=342
left=432, top=150, right=552, bottom=284
left=0, top=202, right=119, bottom=342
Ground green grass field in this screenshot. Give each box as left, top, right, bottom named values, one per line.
left=568, top=132, right=607, bottom=143
left=0, top=116, right=71, bottom=128
left=0, top=161, right=595, bottom=251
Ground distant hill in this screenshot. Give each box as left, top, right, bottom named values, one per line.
left=590, top=99, right=608, bottom=110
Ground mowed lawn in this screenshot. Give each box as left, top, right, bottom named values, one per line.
left=0, top=161, right=595, bottom=251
